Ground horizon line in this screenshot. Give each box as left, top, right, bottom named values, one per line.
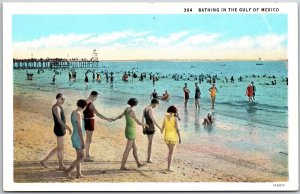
left=12, top=58, right=288, bottom=62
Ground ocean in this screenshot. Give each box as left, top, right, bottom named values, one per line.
left=13, top=60, right=288, bottom=171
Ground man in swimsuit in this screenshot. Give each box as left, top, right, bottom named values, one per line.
left=40, top=93, right=72, bottom=170
left=84, top=91, right=113, bottom=162
left=209, top=83, right=218, bottom=109
left=194, top=83, right=201, bottom=109
left=183, top=83, right=190, bottom=109
left=142, top=99, right=163, bottom=163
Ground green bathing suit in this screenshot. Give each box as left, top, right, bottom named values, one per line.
left=125, top=109, right=136, bottom=140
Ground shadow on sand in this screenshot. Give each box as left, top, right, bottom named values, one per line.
left=14, top=160, right=167, bottom=182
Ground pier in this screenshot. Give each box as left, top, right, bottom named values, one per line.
left=13, top=58, right=99, bottom=69
left=13, top=49, right=100, bottom=69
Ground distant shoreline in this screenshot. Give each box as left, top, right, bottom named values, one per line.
left=99, top=59, right=288, bottom=62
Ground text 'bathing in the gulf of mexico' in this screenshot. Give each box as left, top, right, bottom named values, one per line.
left=184, top=7, right=280, bottom=13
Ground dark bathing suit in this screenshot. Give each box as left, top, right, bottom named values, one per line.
left=152, top=92, right=158, bottom=99
left=53, top=105, right=66, bottom=137
left=184, top=88, right=189, bottom=100
left=195, top=87, right=200, bottom=99
left=83, top=103, right=95, bottom=131
left=143, top=108, right=155, bottom=135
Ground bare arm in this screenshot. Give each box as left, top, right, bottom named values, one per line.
left=113, top=108, right=126, bottom=121
left=148, top=108, right=162, bottom=131
left=90, top=103, right=111, bottom=121
left=161, top=117, right=165, bottom=134
left=175, top=118, right=181, bottom=144
left=130, top=110, right=147, bottom=127
left=141, top=108, right=145, bottom=129
left=76, top=112, right=85, bottom=149
left=184, top=87, right=190, bottom=93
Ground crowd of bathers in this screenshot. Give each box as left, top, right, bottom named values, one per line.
left=25, top=66, right=288, bottom=179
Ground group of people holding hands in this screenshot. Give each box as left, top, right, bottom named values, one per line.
left=40, top=91, right=182, bottom=179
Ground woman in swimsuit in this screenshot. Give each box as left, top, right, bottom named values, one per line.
left=113, top=98, right=148, bottom=170
left=209, top=83, right=218, bottom=109
left=65, top=99, right=87, bottom=179
left=142, top=99, right=162, bottom=163
left=161, top=105, right=182, bottom=172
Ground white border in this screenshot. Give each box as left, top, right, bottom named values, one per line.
left=3, top=2, right=299, bottom=191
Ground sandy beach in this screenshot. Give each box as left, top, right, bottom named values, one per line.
left=13, top=88, right=288, bottom=183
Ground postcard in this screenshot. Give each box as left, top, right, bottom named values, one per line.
left=3, top=2, right=298, bottom=191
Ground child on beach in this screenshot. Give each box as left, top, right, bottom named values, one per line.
left=161, top=105, right=182, bottom=172
left=142, top=99, right=163, bottom=163
left=203, top=113, right=213, bottom=125
left=65, top=99, right=88, bottom=179
left=113, top=98, right=148, bottom=170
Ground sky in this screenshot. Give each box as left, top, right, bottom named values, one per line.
left=12, top=14, right=288, bottom=60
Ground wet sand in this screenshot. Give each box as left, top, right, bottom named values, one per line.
left=13, top=89, right=287, bottom=183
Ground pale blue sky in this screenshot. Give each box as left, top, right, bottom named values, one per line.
left=12, top=14, right=288, bottom=60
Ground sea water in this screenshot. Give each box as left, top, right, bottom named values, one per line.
left=13, top=60, right=288, bottom=172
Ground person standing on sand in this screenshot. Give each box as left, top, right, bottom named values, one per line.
left=40, top=93, right=72, bottom=171
left=161, top=105, right=182, bottom=172
left=209, top=83, right=218, bottom=109
left=142, top=99, right=163, bottom=163
left=113, top=98, right=148, bottom=170
left=65, top=99, right=87, bottom=179
left=194, top=82, right=201, bottom=110
left=83, top=91, right=113, bottom=162
left=183, top=83, right=190, bottom=109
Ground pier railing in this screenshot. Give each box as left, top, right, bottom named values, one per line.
left=13, top=58, right=99, bottom=69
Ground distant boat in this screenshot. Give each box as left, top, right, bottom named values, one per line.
left=256, top=58, right=263, bottom=65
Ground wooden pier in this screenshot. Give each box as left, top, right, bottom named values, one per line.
left=13, top=58, right=99, bottom=69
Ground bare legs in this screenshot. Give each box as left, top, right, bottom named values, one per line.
left=40, top=136, right=66, bottom=170
left=184, top=99, right=188, bottom=109
left=85, top=130, right=93, bottom=161
left=65, top=149, right=85, bottom=179
left=195, top=99, right=200, bottom=110
left=147, top=135, right=154, bottom=163
left=211, top=96, right=216, bottom=109
left=167, top=144, right=176, bottom=172
left=120, top=140, right=144, bottom=170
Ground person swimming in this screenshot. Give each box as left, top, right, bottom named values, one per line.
left=160, top=91, right=170, bottom=101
